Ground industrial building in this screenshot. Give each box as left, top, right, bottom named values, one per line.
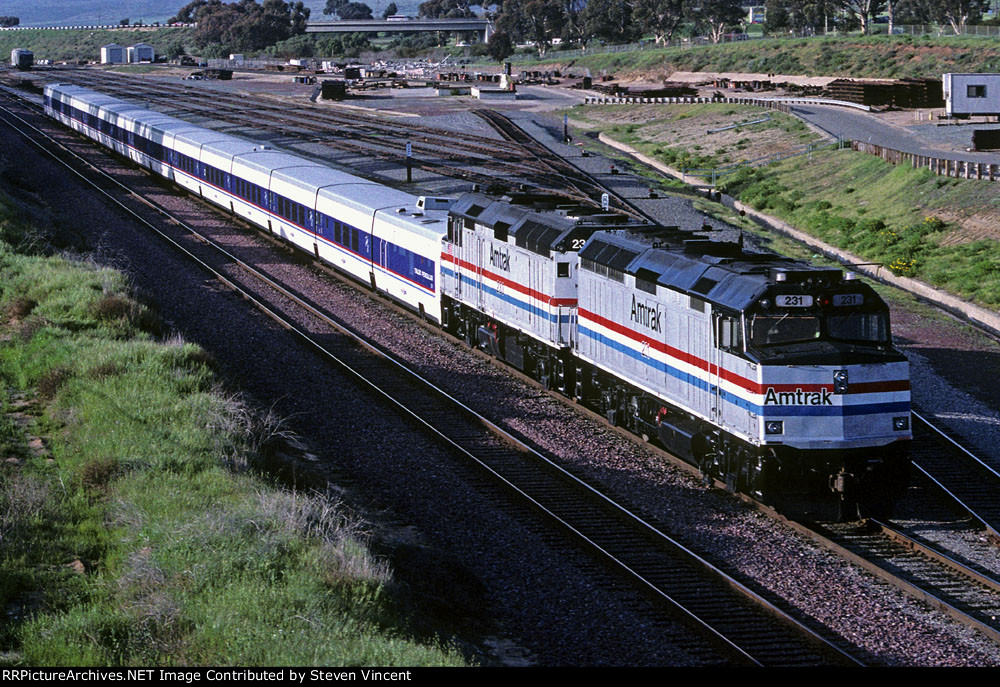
left=943, top=73, right=1000, bottom=117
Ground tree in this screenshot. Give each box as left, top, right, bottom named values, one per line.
left=765, top=0, right=833, bottom=34
left=488, top=29, right=514, bottom=61
left=633, top=0, right=686, bottom=44
left=290, top=1, right=310, bottom=33
left=0, top=16, right=19, bottom=27
left=170, top=0, right=214, bottom=23
left=834, top=0, right=887, bottom=34
left=160, top=35, right=189, bottom=59
left=174, top=0, right=311, bottom=52
left=764, top=0, right=791, bottom=32
left=383, top=2, right=399, bottom=18
left=560, top=0, right=588, bottom=47
left=582, top=0, right=638, bottom=44
left=894, top=0, right=932, bottom=22
left=931, top=0, right=989, bottom=33
left=692, top=0, right=746, bottom=43
left=339, top=2, right=374, bottom=19
left=418, top=0, right=476, bottom=18
left=525, top=0, right=567, bottom=54
left=496, top=0, right=565, bottom=55
left=324, top=0, right=348, bottom=15
left=800, top=0, right=835, bottom=33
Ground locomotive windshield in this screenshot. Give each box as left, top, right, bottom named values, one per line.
left=749, top=310, right=889, bottom=348
left=750, top=314, right=821, bottom=346
left=827, top=312, right=889, bottom=343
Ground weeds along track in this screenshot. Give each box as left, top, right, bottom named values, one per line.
left=0, top=87, right=870, bottom=667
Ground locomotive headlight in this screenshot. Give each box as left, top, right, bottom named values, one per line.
left=893, top=416, right=910, bottom=431
left=765, top=420, right=784, bottom=435
left=833, top=369, right=849, bottom=394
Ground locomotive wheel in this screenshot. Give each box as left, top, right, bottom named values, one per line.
left=857, top=457, right=910, bottom=520
left=838, top=495, right=861, bottom=522
left=755, top=456, right=781, bottom=507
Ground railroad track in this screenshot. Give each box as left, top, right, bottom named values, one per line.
left=0, top=86, right=872, bottom=667
left=15, top=79, right=1000, bottom=661
left=471, top=108, right=654, bottom=221
left=802, top=518, right=1000, bottom=644
left=911, top=410, right=1000, bottom=540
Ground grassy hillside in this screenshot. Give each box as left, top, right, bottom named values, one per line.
left=541, top=35, right=1000, bottom=81
left=0, top=27, right=191, bottom=62
left=0, top=174, right=471, bottom=666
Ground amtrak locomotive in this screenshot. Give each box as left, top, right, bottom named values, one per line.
left=44, top=83, right=912, bottom=517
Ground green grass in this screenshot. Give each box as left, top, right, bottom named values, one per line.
left=0, top=186, right=470, bottom=666
left=513, top=34, right=1000, bottom=80
left=0, top=27, right=192, bottom=63
left=717, top=151, right=1000, bottom=306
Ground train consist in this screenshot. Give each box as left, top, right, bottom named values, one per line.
left=44, top=83, right=912, bottom=518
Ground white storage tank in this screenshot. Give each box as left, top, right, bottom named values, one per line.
left=943, top=73, right=1000, bottom=117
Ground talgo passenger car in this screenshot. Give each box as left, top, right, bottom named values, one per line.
left=44, top=83, right=449, bottom=323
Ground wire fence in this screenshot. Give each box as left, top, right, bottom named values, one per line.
left=507, top=33, right=760, bottom=62
left=506, top=23, right=1000, bottom=62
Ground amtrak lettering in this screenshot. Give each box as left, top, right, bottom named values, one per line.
left=763, top=388, right=833, bottom=406
left=490, top=244, right=510, bottom=272
left=630, top=295, right=662, bottom=333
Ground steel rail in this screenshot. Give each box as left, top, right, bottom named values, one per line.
left=911, top=410, right=1000, bottom=541
left=794, top=517, right=1000, bottom=645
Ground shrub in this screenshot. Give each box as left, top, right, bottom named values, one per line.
left=3, top=298, right=37, bottom=322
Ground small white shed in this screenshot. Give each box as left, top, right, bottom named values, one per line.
left=943, top=73, right=1000, bottom=117
left=101, top=43, right=126, bottom=64
left=128, top=43, right=155, bottom=63
left=10, top=49, right=33, bottom=69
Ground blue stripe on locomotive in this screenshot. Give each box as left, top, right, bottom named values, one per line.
left=579, top=324, right=907, bottom=418
left=440, top=266, right=573, bottom=324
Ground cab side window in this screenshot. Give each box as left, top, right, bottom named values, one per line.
left=716, top=315, right=744, bottom=353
